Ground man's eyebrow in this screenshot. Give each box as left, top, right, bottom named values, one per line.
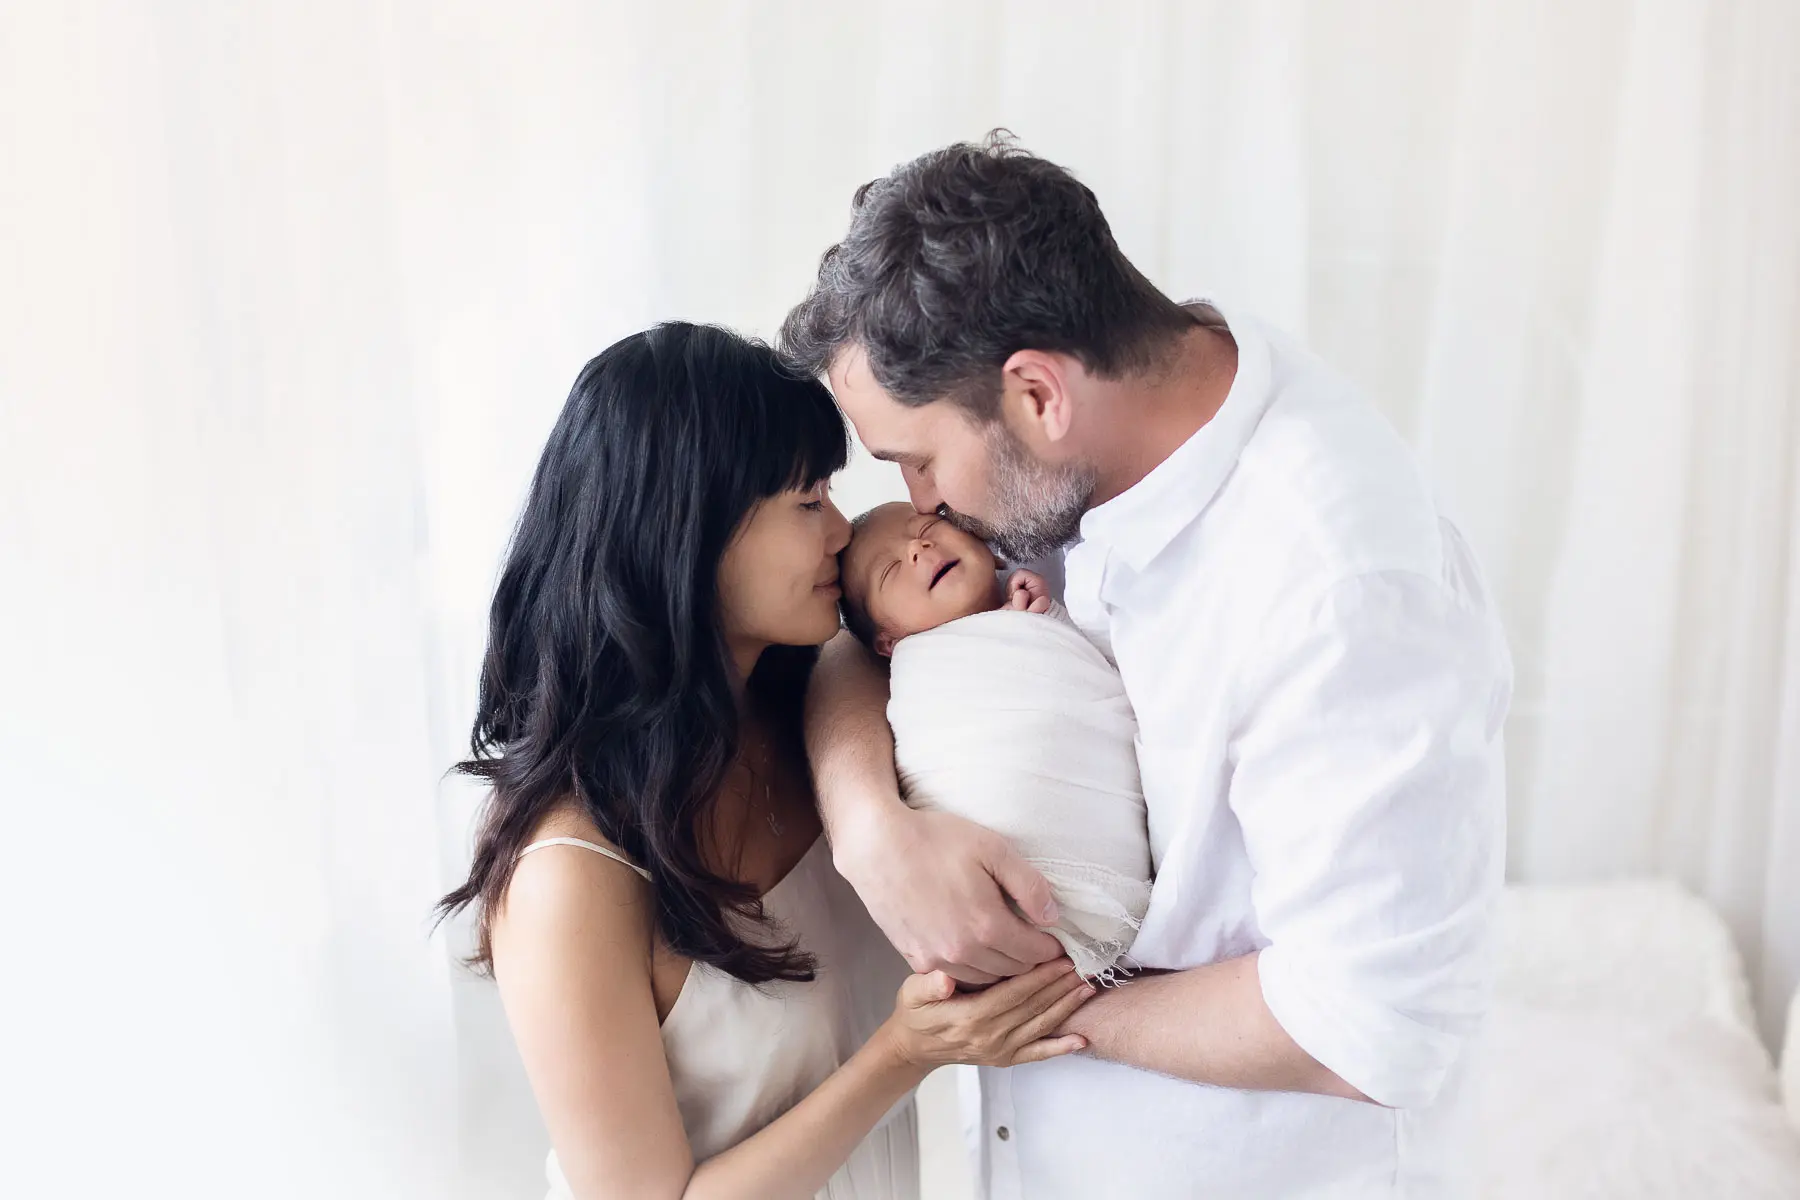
left=868, top=448, right=924, bottom=467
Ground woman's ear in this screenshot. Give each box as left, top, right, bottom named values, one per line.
left=874, top=631, right=896, bottom=657
left=999, top=349, right=1075, bottom=447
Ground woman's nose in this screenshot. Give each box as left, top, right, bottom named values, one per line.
left=824, top=499, right=852, bottom=554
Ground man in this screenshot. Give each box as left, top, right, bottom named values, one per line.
left=779, top=133, right=1511, bottom=1198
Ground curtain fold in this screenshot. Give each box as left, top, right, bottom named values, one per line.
left=4, top=2, right=1795, bottom=1194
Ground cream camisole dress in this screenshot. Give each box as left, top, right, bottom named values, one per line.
left=518, top=835, right=919, bottom=1200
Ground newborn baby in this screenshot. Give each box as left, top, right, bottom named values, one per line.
left=840, top=502, right=1151, bottom=982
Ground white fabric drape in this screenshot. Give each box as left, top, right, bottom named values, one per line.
left=889, top=603, right=1150, bottom=983
left=4, top=2, right=1796, bottom=1196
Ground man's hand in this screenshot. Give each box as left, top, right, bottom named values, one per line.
left=833, top=802, right=1065, bottom=986
left=1006, top=569, right=1053, bottom=614
left=806, top=628, right=1062, bottom=986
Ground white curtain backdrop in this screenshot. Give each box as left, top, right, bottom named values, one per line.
left=4, top=2, right=1796, bottom=1196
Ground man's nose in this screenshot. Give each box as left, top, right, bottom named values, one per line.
left=902, top=470, right=939, bottom=514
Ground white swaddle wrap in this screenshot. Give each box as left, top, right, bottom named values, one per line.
left=887, top=602, right=1150, bottom=981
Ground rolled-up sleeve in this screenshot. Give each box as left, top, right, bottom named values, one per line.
left=1234, top=566, right=1511, bottom=1110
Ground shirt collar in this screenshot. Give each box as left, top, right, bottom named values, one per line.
left=1077, top=300, right=1275, bottom=572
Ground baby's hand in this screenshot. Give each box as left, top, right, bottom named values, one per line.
left=1006, top=569, right=1053, bottom=614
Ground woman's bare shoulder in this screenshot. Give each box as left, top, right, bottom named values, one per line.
left=524, top=802, right=634, bottom=857
left=495, top=804, right=653, bottom=961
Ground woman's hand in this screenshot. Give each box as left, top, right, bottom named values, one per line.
left=1005, top=569, right=1053, bottom=613
left=881, top=959, right=1095, bottom=1069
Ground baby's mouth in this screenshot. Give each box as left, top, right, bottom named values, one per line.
left=929, top=559, right=959, bottom=590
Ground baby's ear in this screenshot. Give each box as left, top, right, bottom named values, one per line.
left=874, top=631, right=896, bottom=658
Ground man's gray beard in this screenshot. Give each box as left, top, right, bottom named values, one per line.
left=941, top=422, right=1095, bottom=564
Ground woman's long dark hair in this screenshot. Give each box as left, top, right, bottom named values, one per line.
left=435, top=322, right=848, bottom=983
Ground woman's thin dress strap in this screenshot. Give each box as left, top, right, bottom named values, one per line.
left=517, top=836, right=652, bottom=881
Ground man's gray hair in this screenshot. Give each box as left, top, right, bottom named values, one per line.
left=779, top=131, right=1192, bottom=418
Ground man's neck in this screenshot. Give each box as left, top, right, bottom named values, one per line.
left=1085, top=321, right=1238, bottom=508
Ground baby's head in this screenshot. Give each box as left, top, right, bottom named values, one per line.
left=840, top=502, right=1003, bottom=656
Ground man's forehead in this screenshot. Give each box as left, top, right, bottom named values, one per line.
left=827, top=347, right=951, bottom=454
left=826, top=344, right=893, bottom=421
left=827, top=343, right=872, bottom=389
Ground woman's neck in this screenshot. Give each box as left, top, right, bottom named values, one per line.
left=727, top=637, right=766, bottom=697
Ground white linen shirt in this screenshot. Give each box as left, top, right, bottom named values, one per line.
left=970, top=303, right=1512, bottom=1199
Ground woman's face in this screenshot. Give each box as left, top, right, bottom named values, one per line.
left=717, top=480, right=852, bottom=662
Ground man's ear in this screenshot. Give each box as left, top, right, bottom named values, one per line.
left=998, top=349, right=1075, bottom=447
left=874, top=630, right=896, bottom=657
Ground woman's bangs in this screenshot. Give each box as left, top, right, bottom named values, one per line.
left=760, top=377, right=849, bottom=496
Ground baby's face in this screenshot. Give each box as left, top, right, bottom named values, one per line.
left=843, top=502, right=1001, bottom=653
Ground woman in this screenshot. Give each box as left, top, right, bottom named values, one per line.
left=436, top=323, right=1095, bottom=1200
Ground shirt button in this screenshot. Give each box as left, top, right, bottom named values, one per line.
left=996, top=1126, right=1011, bottom=1141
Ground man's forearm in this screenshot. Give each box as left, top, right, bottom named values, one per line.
left=805, top=630, right=904, bottom=844
left=1061, top=952, right=1371, bottom=1102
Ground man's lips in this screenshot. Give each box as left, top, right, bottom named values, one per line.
left=929, top=559, right=959, bottom=590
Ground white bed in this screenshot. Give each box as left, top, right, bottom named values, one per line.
left=917, top=880, right=1800, bottom=1198
left=1477, top=880, right=1800, bottom=1198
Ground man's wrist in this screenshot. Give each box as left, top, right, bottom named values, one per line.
left=1056, top=973, right=1125, bottom=1048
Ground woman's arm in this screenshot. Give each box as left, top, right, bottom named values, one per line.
left=806, top=630, right=1064, bottom=985
left=491, top=845, right=693, bottom=1198
left=494, top=841, right=1096, bottom=1200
